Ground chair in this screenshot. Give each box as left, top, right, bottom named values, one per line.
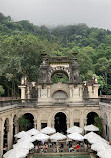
left=69, top=147, right=74, bottom=152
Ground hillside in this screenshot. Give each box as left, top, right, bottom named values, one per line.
left=0, top=12, right=111, bottom=96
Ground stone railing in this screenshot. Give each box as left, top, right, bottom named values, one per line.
left=99, top=98, right=111, bottom=104
left=83, top=98, right=100, bottom=105
left=0, top=98, right=37, bottom=107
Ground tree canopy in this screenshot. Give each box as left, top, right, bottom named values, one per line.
left=0, top=12, right=111, bottom=96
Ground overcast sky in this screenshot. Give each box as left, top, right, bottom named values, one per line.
left=0, top=0, right=111, bottom=30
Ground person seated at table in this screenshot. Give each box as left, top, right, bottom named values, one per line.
left=60, top=143, right=64, bottom=148
left=59, top=143, right=64, bottom=152
left=42, top=143, right=48, bottom=152
left=75, top=144, right=80, bottom=152
left=53, top=146, right=57, bottom=152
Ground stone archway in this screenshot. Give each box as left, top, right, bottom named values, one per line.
left=87, top=112, right=98, bottom=125
left=18, top=113, right=34, bottom=131
left=51, top=70, right=69, bottom=83
left=54, top=112, right=67, bottom=134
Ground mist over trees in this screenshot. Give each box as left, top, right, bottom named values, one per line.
left=0, top=12, right=111, bottom=96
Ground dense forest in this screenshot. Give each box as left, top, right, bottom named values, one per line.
left=0, top=12, right=111, bottom=97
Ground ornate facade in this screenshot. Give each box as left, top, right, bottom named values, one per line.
left=0, top=52, right=108, bottom=158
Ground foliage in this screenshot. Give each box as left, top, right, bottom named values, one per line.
left=0, top=12, right=111, bottom=95
left=0, top=85, right=5, bottom=96
left=52, top=73, right=68, bottom=83
left=94, top=116, right=103, bottom=135
left=19, top=115, right=31, bottom=131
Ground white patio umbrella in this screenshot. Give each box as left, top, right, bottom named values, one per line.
left=32, top=133, right=49, bottom=142
left=14, top=131, right=29, bottom=139
left=13, top=141, right=34, bottom=150
left=50, top=132, right=67, bottom=141
left=40, top=126, right=56, bottom=135
left=3, top=148, right=29, bottom=158
left=67, top=126, right=83, bottom=134
left=26, top=128, right=40, bottom=136
left=91, top=142, right=111, bottom=152
left=67, top=132, right=84, bottom=141
left=17, top=135, right=34, bottom=143
left=84, top=124, right=99, bottom=132
left=84, top=132, right=107, bottom=144
left=97, top=149, right=111, bottom=158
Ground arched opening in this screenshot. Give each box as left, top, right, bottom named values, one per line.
left=54, top=112, right=67, bottom=134
left=51, top=70, right=69, bottom=83
left=87, top=112, right=98, bottom=125
left=19, top=113, right=34, bottom=132
left=3, top=118, right=9, bottom=154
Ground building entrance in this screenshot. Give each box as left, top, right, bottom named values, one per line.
left=54, top=112, right=67, bottom=134
left=87, top=112, right=98, bottom=125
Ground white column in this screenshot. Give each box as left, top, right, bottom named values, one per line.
left=18, top=85, right=26, bottom=102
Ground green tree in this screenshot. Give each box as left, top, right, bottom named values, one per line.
left=94, top=116, right=103, bottom=135
left=0, top=85, right=5, bottom=96
left=19, top=115, right=31, bottom=131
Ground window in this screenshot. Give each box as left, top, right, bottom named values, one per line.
left=41, top=123, right=47, bottom=129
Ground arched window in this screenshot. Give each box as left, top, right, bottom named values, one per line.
left=51, top=70, right=69, bottom=83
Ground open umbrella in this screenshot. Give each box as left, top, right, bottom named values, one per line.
left=91, top=142, right=111, bottom=152
left=40, top=126, right=56, bottom=135
left=84, top=124, right=99, bottom=132
left=13, top=141, right=34, bottom=150
left=3, top=148, right=29, bottom=158
left=14, top=131, right=29, bottom=139
left=84, top=132, right=107, bottom=144
left=67, top=126, right=83, bottom=134
left=17, top=135, right=34, bottom=143
left=32, top=133, right=49, bottom=142
left=50, top=132, right=67, bottom=141
left=67, top=132, right=84, bottom=141
left=97, top=149, right=111, bottom=158
left=26, top=128, right=40, bottom=136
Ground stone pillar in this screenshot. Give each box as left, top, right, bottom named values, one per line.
left=67, top=122, right=70, bottom=129
left=0, top=118, right=4, bottom=158
left=93, top=84, right=100, bottom=98
left=47, top=85, right=50, bottom=98
left=37, top=119, right=41, bottom=130
left=18, top=85, right=26, bottom=101
left=48, top=118, right=51, bottom=127
left=14, top=119, right=19, bottom=135
left=69, top=111, right=73, bottom=127
left=37, top=85, right=41, bottom=98
left=51, top=120, right=54, bottom=128
left=8, top=123, right=13, bottom=150
left=27, top=87, right=31, bottom=99
left=80, top=111, right=84, bottom=129
left=34, top=120, right=37, bottom=129
left=69, top=85, right=73, bottom=98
